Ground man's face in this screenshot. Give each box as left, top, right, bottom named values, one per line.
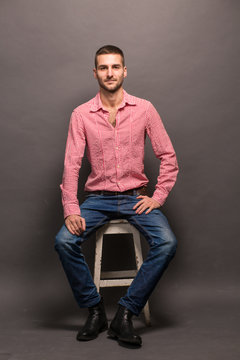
left=93, top=54, right=127, bottom=93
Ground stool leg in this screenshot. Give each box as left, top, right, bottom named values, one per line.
left=132, top=227, right=151, bottom=326
left=94, top=229, right=104, bottom=293
left=131, top=227, right=143, bottom=270
left=143, top=302, right=151, bottom=326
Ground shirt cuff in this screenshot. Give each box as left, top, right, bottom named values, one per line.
left=152, top=189, right=168, bottom=207
left=63, top=205, right=81, bottom=219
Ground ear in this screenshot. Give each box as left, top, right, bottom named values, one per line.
left=124, top=66, right=127, bottom=78
left=93, top=68, right=97, bottom=79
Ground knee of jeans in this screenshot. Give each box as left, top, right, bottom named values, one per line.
left=152, top=231, right=177, bottom=257
left=54, top=226, right=74, bottom=252
left=54, top=233, right=64, bottom=252
left=164, top=232, right=177, bottom=256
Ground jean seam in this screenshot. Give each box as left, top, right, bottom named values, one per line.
left=83, top=215, right=109, bottom=238
left=127, top=216, right=155, bottom=246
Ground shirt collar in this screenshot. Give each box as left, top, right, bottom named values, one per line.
left=90, top=90, right=136, bottom=112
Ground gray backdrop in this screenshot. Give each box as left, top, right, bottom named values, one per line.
left=0, top=0, right=239, bottom=359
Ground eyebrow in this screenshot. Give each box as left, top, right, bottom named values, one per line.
left=98, top=64, right=122, bottom=68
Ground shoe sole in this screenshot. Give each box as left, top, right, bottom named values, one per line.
left=77, top=323, right=108, bottom=341
left=107, top=328, right=142, bottom=346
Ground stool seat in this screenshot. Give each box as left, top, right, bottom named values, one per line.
left=94, top=219, right=151, bottom=326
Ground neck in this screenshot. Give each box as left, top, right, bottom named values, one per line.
left=99, top=87, right=124, bottom=109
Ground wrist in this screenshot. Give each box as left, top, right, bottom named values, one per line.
left=151, top=197, right=161, bottom=207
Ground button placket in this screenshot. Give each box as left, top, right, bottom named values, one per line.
left=114, top=125, right=121, bottom=187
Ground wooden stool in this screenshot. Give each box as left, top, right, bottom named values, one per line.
left=94, top=219, right=151, bottom=326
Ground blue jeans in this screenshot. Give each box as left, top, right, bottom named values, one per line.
left=55, top=193, right=177, bottom=316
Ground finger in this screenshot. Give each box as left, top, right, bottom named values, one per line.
left=74, top=227, right=81, bottom=236
left=71, top=220, right=82, bottom=235
left=75, top=217, right=87, bottom=234
left=136, top=200, right=153, bottom=213
left=71, top=217, right=82, bottom=236
left=138, top=207, right=148, bottom=214
left=133, top=199, right=145, bottom=210
left=80, top=217, right=86, bottom=232
left=66, top=222, right=76, bottom=235
left=136, top=195, right=145, bottom=199
left=136, top=203, right=148, bottom=214
left=145, top=205, right=154, bottom=214
left=75, top=217, right=83, bottom=231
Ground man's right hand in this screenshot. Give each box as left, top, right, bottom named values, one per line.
left=65, top=215, right=86, bottom=236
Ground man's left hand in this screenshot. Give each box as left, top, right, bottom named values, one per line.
left=133, top=195, right=160, bottom=214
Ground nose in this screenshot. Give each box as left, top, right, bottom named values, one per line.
left=107, top=67, right=113, bottom=77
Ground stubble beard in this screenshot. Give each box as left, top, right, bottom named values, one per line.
left=98, top=77, right=124, bottom=94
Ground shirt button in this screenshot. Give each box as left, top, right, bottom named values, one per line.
left=116, top=146, right=118, bottom=150
left=117, top=165, right=120, bottom=168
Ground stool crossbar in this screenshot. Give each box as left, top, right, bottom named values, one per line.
left=94, top=219, right=151, bottom=326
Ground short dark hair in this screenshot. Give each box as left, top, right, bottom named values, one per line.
left=95, top=45, right=125, bottom=68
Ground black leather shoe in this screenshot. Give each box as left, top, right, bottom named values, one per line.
left=76, top=298, right=108, bottom=341
left=108, top=305, right=142, bottom=346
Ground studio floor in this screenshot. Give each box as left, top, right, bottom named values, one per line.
left=0, top=283, right=239, bottom=360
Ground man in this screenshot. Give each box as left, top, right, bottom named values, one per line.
left=55, top=45, right=178, bottom=347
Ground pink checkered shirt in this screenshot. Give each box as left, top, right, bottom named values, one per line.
left=60, top=90, right=179, bottom=218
